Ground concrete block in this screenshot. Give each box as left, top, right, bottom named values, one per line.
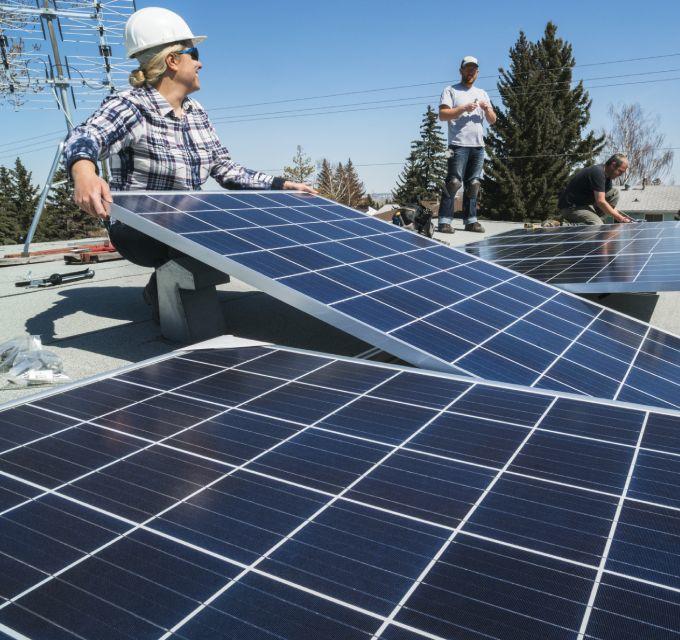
left=156, top=257, right=229, bottom=343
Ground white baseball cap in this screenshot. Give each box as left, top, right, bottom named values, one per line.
left=460, top=56, right=479, bottom=67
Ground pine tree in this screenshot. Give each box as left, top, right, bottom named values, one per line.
left=412, top=106, right=447, bottom=199
left=38, top=168, right=101, bottom=241
left=10, top=157, right=39, bottom=240
left=343, top=159, right=366, bottom=208
left=316, top=158, right=334, bottom=198
left=0, top=165, right=19, bottom=244
left=283, top=145, right=315, bottom=184
left=333, top=161, right=349, bottom=205
left=392, top=152, right=421, bottom=205
left=483, top=22, right=604, bottom=221
left=392, top=106, right=447, bottom=205
left=316, top=158, right=349, bottom=203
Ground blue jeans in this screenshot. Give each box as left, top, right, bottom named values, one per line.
left=438, top=145, right=484, bottom=226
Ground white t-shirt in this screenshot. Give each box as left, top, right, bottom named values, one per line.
left=439, top=83, right=490, bottom=147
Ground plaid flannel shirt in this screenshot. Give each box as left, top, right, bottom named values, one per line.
left=63, top=86, right=282, bottom=191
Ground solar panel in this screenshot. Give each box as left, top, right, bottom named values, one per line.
left=1, top=337, right=680, bottom=639
left=110, top=191, right=680, bottom=410
left=465, top=221, right=680, bottom=293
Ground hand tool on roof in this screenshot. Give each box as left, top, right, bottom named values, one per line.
left=14, top=268, right=95, bottom=288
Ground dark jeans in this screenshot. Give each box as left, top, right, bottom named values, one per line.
left=106, top=220, right=183, bottom=268
left=438, top=145, right=485, bottom=225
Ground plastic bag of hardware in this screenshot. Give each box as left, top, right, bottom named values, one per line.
left=0, top=335, right=42, bottom=373
left=0, top=334, right=69, bottom=387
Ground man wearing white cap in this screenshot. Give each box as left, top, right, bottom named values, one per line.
left=63, top=7, right=315, bottom=318
left=437, top=56, right=496, bottom=234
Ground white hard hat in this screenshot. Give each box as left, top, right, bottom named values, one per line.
left=460, top=55, right=479, bottom=67
left=124, top=7, right=206, bottom=58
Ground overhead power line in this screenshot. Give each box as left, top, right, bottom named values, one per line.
left=2, top=52, right=680, bottom=162
left=209, top=70, right=680, bottom=124
left=207, top=52, right=680, bottom=111
left=211, top=76, right=680, bottom=126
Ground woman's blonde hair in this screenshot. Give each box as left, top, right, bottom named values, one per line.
left=129, top=41, right=187, bottom=88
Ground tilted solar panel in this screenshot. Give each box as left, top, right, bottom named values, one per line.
left=110, top=191, right=680, bottom=410
left=465, top=221, right=680, bottom=293
left=1, top=337, right=680, bottom=639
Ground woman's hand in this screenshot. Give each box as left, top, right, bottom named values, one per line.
left=71, top=160, right=113, bottom=220
left=283, top=180, right=318, bottom=195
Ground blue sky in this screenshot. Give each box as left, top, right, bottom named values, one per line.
left=2, top=0, right=680, bottom=193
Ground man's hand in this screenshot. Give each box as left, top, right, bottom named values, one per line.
left=478, top=100, right=497, bottom=124
left=463, top=102, right=477, bottom=113
left=283, top=181, right=318, bottom=195
left=71, top=160, right=112, bottom=220
left=613, top=211, right=634, bottom=223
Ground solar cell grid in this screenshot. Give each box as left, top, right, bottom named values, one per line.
left=112, top=191, right=680, bottom=411
left=1, top=343, right=680, bottom=639
left=466, top=221, right=680, bottom=293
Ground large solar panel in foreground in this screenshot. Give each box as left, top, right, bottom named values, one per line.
left=1, top=338, right=680, bottom=639
left=465, top=221, right=680, bottom=293
left=111, top=191, right=680, bottom=410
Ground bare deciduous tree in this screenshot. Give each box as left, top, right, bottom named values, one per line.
left=282, top=145, right=315, bottom=184
left=603, top=103, right=674, bottom=185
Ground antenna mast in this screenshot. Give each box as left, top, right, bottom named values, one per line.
left=0, top=0, right=136, bottom=255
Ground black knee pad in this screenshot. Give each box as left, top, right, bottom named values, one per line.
left=465, top=179, right=481, bottom=198
left=443, top=177, right=462, bottom=198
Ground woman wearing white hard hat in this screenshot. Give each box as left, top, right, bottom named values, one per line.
left=64, top=7, right=315, bottom=315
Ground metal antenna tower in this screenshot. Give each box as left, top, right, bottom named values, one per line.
left=0, top=0, right=136, bottom=255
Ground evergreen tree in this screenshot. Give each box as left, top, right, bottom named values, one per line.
left=0, top=165, right=19, bottom=244
left=392, top=151, right=421, bottom=205
left=412, top=106, right=447, bottom=198
left=483, top=22, right=604, bottom=221
left=316, top=158, right=349, bottom=202
left=392, top=106, right=447, bottom=205
left=316, top=158, right=334, bottom=198
left=283, top=145, right=315, bottom=184
left=343, top=159, right=366, bottom=207
left=38, top=168, right=100, bottom=241
left=333, top=161, right=349, bottom=204
left=10, top=157, right=39, bottom=240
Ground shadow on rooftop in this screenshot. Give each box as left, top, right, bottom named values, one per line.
left=24, top=285, right=371, bottom=360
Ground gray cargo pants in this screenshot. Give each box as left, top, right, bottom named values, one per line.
left=560, top=187, right=620, bottom=225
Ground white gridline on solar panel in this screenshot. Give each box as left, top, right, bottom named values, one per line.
left=474, top=241, right=674, bottom=258
left=506, top=254, right=680, bottom=286
left=467, top=244, right=679, bottom=272
left=502, top=254, right=661, bottom=280
left=472, top=241, right=680, bottom=262
left=110, top=193, right=680, bottom=408
left=472, top=221, right=680, bottom=243
left=471, top=225, right=680, bottom=244
left=0, top=412, right=668, bottom=636
left=497, top=259, right=680, bottom=300
left=1, top=348, right=680, bottom=640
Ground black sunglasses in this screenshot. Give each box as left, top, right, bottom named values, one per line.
left=176, top=46, right=199, bottom=61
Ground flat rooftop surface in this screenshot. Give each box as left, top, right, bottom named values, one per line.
left=2, top=218, right=678, bottom=405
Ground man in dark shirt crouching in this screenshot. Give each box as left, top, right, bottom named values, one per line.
left=558, top=154, right=634, bottom=225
